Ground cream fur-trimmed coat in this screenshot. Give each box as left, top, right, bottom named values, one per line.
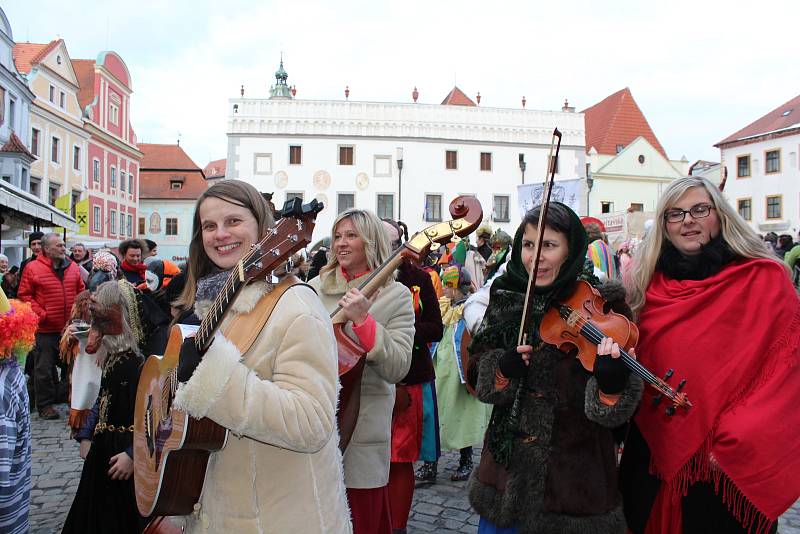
left=172, top=281, right=352, bottom=533
left=308, top=268, right=414, bottom=489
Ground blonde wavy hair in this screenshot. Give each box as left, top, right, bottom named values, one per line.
left=626, top=176, right=782, bottom=317
left=320, top=209, right=391, bottom=276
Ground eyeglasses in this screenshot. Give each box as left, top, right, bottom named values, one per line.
left=663, top=203, right=715, bottom=223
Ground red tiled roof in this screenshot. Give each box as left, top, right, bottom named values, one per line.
left=12, top=40, right=61, bottom=74
left=140, top=143, right=201, bottom=171
left=582, top=87, right=667, bottom=158
left=72, top=59, right=96, bottom=111
left=203, top=158, right=226, bottom=179
left=441, top=86, right=476, bottom=107
left=0, top=133, right=36, bottom=159
left=139, top=170, right=208, bottom=200
left=716, top=93, right=800, bottom=146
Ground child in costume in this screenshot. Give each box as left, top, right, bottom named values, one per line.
left=62, top=280, right=147, bottom=533
left=0, top=287, right=36, bottom=534
left=431, top=266, right=492, bottom=481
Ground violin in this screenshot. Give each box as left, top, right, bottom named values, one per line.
left=539, top=280, right=692, bottom=414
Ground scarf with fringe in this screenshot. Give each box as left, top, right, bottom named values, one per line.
left=636, top=258, right=800, bottom=533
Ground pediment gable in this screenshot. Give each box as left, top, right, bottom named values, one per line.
left=596, top=136, right=682, bottom=178
left=39, top=40, right=79, bottom=87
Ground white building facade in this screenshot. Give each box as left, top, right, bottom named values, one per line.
left=716, top=98, right=800, bottom=235
left=226, top=85, right=586, bottom=242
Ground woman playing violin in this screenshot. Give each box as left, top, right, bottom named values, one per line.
left=468, top=202, right=643, bottom=534
left=172, top=180, right=351, bottom=533
left=308, top=209, right=415, bottom=534
left=620, top=176, right=800, bottom=534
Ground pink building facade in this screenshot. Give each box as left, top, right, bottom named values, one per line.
left=73, top=51, right=142, bottom=243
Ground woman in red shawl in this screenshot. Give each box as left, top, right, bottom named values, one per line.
left=621, top=176, right=800, bottom=534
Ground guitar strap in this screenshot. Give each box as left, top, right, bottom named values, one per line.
left=222, top=274, right=314, bottom=354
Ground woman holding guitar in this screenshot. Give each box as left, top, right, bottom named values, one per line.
left=308, top=208, right=415, bottom=534
left=170, top=181, right=351, bottom=533
left=467, top=203, right=643, bottom=534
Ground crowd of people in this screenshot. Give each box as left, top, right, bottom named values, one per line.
left=0, top=175, right=798, bottom=534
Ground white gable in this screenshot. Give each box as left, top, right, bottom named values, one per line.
left=39, top=41, right=79, bottom=88
left=596, top=136, right=683, bottom=179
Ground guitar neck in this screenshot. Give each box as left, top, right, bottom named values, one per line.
left=330, top=250, right=405, bottom=324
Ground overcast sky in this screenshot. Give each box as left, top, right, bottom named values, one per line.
left=7, top=0, right=800, bottom=169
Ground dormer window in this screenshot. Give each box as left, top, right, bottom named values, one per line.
left=170, top=175, right=185, bottom=190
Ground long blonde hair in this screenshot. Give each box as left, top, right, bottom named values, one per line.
left=626, top=176, right=781, bottom=317
left=175, top=180, right=274, bottom=311
left=320, top=209, right=391, bottom=276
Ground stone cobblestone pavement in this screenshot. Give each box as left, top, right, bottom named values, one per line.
left=28, top=405, right=800, bottom=533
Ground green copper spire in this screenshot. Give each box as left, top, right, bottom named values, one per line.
left=269, top=54, right=293, bottom=99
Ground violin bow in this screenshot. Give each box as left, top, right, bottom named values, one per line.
left=517, top=128, right=562, bottom=346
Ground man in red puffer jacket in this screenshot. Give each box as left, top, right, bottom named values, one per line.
left=18, top=233, right=85, bottom=419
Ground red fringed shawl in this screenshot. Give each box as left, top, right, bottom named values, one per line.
left=636, top=259, right=800, bottom=533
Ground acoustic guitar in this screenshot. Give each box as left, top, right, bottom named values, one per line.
left=335, top=196, right=483, bottom=451
left=133, top=198, right=322, bottom=517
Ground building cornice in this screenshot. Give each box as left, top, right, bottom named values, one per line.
left=592, top=172, right=677, bottom=183
left=228, top=99, right=585, bottom=147
left=715, top=127, right=800, bottom=150
left=31, top=102, right=88, bottom=136
left=84, top=122, right=143, bottom=159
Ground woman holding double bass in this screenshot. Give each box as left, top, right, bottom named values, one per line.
left=467, top=202, right=643, bottom=534
left=308, top=208, right=415, bottom=534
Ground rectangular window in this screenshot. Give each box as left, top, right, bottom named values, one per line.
left=373, top=155, right=392, bottom=177
left=48, top=184, right=59, bottom=206
left=285, top=191, right=304, bottom=203
left=377, top=194, right=394, bottom=220
left=93, top=159, right=100, bottom=183
left=339, top=146, right=354, bottom=166
left=109, top=103, right=119, bottom=125
left=493, top=195, right=510, bottom=222
left=119, top=212, right=125, bottom=236
left=601, top=201, right=614, bottom=214
left=425, top=194, right=442, bottom=222
left=766, top=196, right=782, bottom=219
left=629, top=203, right=644, bottom=212
left=29, top=177, right=41, bottom=198
left=110, top=210, right=117, bottom=234
left=170, top=180, right=181, bottom=190
left=167, top=217, right=178, bottom=235
left=127, top=214, right=133, bottom=236
left=549, top=155, right=559, bottom=174
left=70, top=190, right=80, bottom=218
left=31, top=128, right=39, bottom=155
left=8, top=99, right=14, bottom=130
left=253, top=153, right=272, bottom=175
left=49, top=85, right=55, bottom=103
left=110, top=167, right=117, bottom=189
left=51, top=137, right=60, bottom=163
left=128, top=173, right=134, bottom=194
left=337, top=193, right=355, bottom=214
left=737, top=198, right=752, bottom=221
left=480, top=152, right=492, bottom=171
left=93, top=206, right=101, bottom=232
left=289, top=145, right=302, bottom=165
left=73, top=146, right=81, bottom=171
left=121, top=172, right=126, bottom=191
left=445, top=150, right=458, bottom=170
left=59, top=91, right=66, bottom=109
left=138, top=217, right=145, bottom=235
left=765, top=150, right=781, bottom=174
left=737, top=155, right=751, bottom=177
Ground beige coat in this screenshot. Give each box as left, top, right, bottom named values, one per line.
left=173, top=281, right=352, bottom=533
left=308, top=268, right=414, bottom=489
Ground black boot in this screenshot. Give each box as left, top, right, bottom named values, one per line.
left=414, top=461, right=437, bottom=485
left=451, top=447, right=473, bottom=481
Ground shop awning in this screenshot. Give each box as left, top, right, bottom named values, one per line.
left=0, top=181, right=79, bottom=231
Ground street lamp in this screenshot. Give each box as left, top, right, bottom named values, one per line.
left=519, top=153, right=526, bottom=184
left=396, top=147, right=404, bottom=221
